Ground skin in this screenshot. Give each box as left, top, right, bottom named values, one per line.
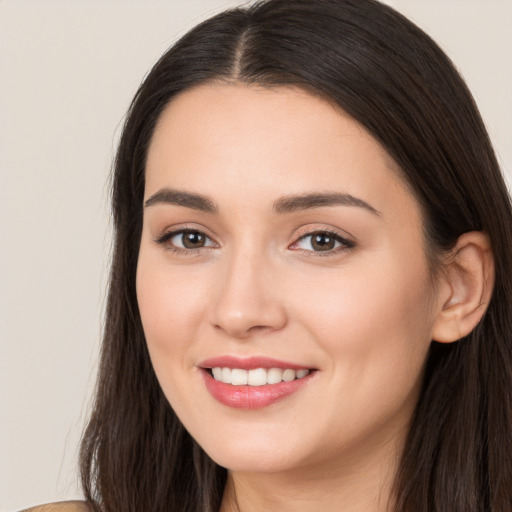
left=20, top=502, right=92, bottom=512
left=136, top=83, right=471, bottom=511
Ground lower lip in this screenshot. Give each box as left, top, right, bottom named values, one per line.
left=201, top=369, right=314, bottom=409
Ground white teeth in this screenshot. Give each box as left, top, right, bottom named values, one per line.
left=296, top=369, right=309, bottom=379
left=267, top=367, right=283, bottom=384
left=211, top=367, right=311, bottom=386
left=212, top=367, right=223, bottom=381
left=282, top=369, right=296, bottom=382
left=248, top=368, right=267, bottom=386
left=221, top=367, right=232, bottom=384
left=231, top=368, right=248, bottom=385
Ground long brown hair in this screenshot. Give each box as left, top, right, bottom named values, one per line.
left=80, top=1, right=512, bottom=510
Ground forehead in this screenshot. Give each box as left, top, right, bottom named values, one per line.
left=145, top=83, right=416, bottom=221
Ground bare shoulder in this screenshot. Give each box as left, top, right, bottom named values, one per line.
left=19, top=501, right=93, bottom=512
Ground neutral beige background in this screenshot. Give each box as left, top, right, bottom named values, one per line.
left=0, top=1, right=510, bottom=511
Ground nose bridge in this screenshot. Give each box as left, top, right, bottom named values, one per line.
left=210, top=238, right=286, bottom=338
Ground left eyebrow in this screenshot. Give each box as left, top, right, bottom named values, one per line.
left=273, top=192, right=380, bottom=216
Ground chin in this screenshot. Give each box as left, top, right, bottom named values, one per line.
left=208, top=446, right=299, bottom=473
left=192, top=428, right=312, bottom=473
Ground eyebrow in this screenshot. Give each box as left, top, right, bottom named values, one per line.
left=273, top=192, right=380, bottom=215
left=144, top=188, right=218, bottom=213
left=144, top=188, right=379, bottom=216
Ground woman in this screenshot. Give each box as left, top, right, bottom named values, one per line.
left=24, top=0, right=512, bottom=510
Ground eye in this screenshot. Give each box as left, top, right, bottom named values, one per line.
left=156, top=229, right=217, bottom=250
left=291, top=230, right=354, bottom=253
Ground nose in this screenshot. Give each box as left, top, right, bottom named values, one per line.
left=210, top=248, right=287, bottom=339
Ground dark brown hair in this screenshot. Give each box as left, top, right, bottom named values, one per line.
left=80, top=1, right=512, bottom=510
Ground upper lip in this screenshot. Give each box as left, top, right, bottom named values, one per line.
left=198, top=356, right=314, bottom=371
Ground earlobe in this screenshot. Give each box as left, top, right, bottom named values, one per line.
left=432, top=231, right=495, bottom=343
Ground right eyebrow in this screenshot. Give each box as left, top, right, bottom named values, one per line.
left=144, top=188, right=218, bottom=213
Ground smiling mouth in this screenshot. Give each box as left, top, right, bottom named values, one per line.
left=210, top=367, right=311, bottom=386
left=201, top=362, right=316, bottom=409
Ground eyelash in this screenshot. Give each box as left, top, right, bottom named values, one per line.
left=154, top=228, right=355, bottom=256
left=290, top=229, right=355, bottom=256
left=154, top=229, right=217, bottom=255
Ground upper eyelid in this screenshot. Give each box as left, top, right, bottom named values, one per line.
left=291, top=224, right=355, bottom=242
left=295, top=230, right=349, bottom=242
left=291, top=231, right=354, bottom=248
left=154, top=224, right=217, bottom=241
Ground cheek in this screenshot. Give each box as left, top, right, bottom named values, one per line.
left=136, top=252, right=213, bottom=419
left=287, top=257, right=434, bottom=444
left=136, top=251, right=210, bottom=359
left=293, top=252, right=434, bottom=385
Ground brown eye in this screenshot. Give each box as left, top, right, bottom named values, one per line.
left=156, top=229, right=216, bottom=251
left=311, top=233, right=337, bottom=251
left=181, top=230, right=206, bottom=248
left=292, top=230, right=354, bottom=253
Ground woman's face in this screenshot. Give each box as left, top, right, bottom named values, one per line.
left=137, top=83, right=440, bottom=474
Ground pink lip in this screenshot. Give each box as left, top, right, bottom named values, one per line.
left=198, top=356, right=312, bottom=371
left=198, top=356, right=316, bottom=409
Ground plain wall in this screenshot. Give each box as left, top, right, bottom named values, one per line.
left=0, top=1, right=510, bottom=510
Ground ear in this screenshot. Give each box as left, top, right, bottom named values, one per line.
left=432, top=231, right=495, bottom=343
